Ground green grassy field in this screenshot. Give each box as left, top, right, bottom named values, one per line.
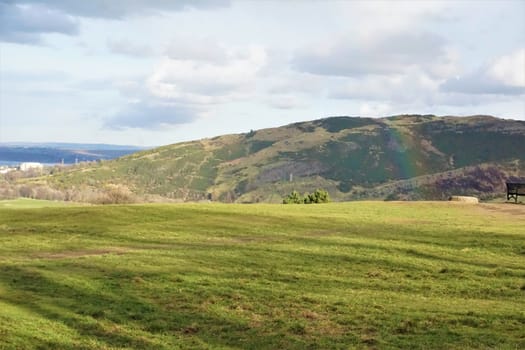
left=0, top=198, right=79, bottom=209
left=0, top=202, right=524, bottom=349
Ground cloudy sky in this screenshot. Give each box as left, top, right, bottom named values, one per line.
left=1, top=0, right=524, bottom=146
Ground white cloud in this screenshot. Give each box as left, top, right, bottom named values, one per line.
left=147, top=46, right=267, bottom=105
left=487, top=48, right=525, bottom=87
left=266, top=95, right=303, bottom=110
left=359, top=102, right=392, bottom=117
left=266, top=72, right=324, bottom=95
left=2, top=0, right=525, bottom=144
left=104, top=44, right=269, bottom=129
left=0, top=3, right=78, bottom=43
left=1, top=0, right=229, bottom=44
left=105, top=101, right=199, bottom=130
left=441, top=49, right=525, bottom=95
left=164, top=37, right=229, bottom=64
left=12, top=0, right=230, bottom=19
left=291, top=31, right=456, bottom=79
left=107, top=38, right=154, bottom=57
left=337, top=1, right=451, bottom=37
left=113, top=79, right=147, bottom=98
left=329, top=70, right=438, bottom=103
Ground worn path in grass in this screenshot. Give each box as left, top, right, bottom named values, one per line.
left=0, top=202, right=524, bottom=349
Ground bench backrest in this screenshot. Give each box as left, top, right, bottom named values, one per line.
left=506, top=182, right=525, bottom=195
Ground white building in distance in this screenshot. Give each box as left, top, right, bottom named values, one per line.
left=0, top=166, right=16, bottom=174
left=20, top=162, right=44, bottom=171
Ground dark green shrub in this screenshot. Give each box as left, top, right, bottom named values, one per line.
left=283, top=189, right=330, bottom=204
left=283, top=190, right=303, bottom=204
left=308, top=189, right=330, bottom=203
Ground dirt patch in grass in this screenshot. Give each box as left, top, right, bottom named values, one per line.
left=35, top=247, right=130, bottom=259
left=477, top=203, right=525, bottom=216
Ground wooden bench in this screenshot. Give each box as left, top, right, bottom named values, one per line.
left=506, top=182, right=525, bottom=203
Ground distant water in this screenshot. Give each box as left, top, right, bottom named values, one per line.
left=0, top=160, right=20, bottom=167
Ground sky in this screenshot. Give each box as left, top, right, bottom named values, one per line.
left=1, top=0, right=524, bottom=147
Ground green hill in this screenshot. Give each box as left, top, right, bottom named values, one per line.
left=4, top=115, right=525, bottom=203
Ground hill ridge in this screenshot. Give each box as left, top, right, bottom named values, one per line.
left=2, top=114, right=524, bottom=203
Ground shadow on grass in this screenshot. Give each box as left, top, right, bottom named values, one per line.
left=0, top=265, right=161, bottom=349
left=0, top=265, right=331, bottom=350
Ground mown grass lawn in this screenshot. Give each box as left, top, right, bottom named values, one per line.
left=0, top=202, right=524, bottom=349
left=0, top=198, right=79, bottom=209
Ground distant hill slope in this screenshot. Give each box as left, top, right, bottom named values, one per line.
left=12, top=115, right=525, bottom=202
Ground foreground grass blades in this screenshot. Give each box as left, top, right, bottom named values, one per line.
left=0, top=202, right=524, bottom=349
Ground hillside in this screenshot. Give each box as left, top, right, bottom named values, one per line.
left=4, top=115, right=525, bottom=203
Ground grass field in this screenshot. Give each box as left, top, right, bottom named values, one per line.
left=0, top=202, right=524, bottom=349
left=0, top=198, right=79, bottom=209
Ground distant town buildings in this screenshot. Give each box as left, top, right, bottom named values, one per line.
left=0, top=162, right=45, bottom=174
left=19, top=162, right=44, bottom=171
left=0, top=166, right=16, bottom=174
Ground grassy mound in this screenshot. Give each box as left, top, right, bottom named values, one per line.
left=0, top=202, right=524, bottom=349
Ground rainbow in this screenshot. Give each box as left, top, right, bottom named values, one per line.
left=383, top=125, right=419, bottom=180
